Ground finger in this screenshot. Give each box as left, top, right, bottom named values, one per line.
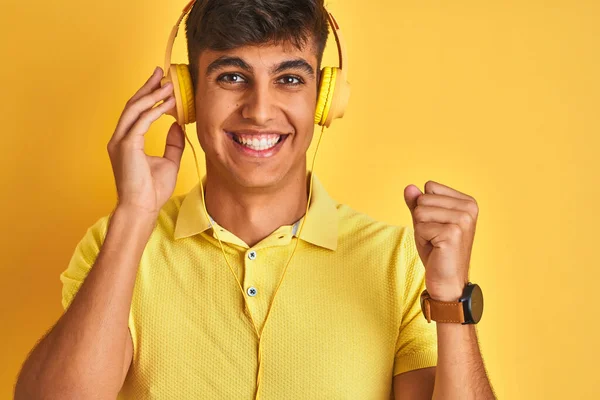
left=417, top=193, right=477, bottom=216
left=114, top=67, right=163, bottom=132
left=113, top=82, right=174, bottom=142
left=413, top=205, right=473, bottom=230
left=163, top=122, right=185, bottom=166
left=414, top=221, right=461, bottom=248
left=424, top=180, right=474, bottom=201
left=128, top=66, right=163, bottom=105
left=404, top=184, right=423, bottom=214
left=125, top=95, right=176, bottom=140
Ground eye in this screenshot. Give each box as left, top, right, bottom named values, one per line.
left=217, top=73, right=247, bottom=85
left=277, top=75, right=304, bottom=86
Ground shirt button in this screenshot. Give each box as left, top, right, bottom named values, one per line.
left=247, top=286, right=258, bottom=297
left=248, top=250, right=257, bottom=260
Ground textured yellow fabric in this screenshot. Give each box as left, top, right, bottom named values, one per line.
left=59, top=174, right=437, bottom=399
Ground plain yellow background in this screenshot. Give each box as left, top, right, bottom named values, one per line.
left=1, top=0, right=598, bottom=398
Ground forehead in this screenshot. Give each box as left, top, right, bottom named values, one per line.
left=198, top=37, right=319, bottom=70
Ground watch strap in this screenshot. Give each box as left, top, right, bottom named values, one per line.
left=422, top=292, right=466, bottom=323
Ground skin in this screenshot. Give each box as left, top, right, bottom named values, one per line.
left=191, top=39, right=320, bottom=247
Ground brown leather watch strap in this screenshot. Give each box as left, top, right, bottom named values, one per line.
left=423, top=295, right=465, bottom=323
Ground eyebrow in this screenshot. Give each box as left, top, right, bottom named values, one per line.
left=205, top=56, right=252, bottom=76
left=273, top=59, right=315, bottom=78
left=205, top=56, right=315, bottom=78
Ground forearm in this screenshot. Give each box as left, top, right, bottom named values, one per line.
left=15, top=206, right=157, bottom=400
left=432, top=323, right=496, bottom=400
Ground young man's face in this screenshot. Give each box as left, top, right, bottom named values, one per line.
left=194, top=36, right=319, bottom=190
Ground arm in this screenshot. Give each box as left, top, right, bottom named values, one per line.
left=14, top=206, right=156, bottom=399
left=393, top=367, right=436, bottom=399
left=399, top=181, right=495, bottom=399
left=392, top=324, right=496, bottom=399
left=431, top=322, right=495, bottom=399
left=15, top=65, right=184, bottom=400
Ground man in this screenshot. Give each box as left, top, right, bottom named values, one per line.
left=15, top=0, right=495, bottom=399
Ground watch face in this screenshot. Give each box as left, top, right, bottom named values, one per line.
left=464, top=284, right=484, bottom=323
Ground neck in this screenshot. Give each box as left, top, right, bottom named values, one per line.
left=204, top=163, right=309, bottom=248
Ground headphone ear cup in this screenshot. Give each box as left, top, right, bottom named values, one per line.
left=168, top=64, right=196, bottom=125
left=314, top=67, right=336, bottom=126
left=324, top=67, right=350, bottom=127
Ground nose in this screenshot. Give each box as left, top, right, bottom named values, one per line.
left=241, top=82, right=275, bottom=126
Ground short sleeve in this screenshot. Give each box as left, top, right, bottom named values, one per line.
left=59, top=214, right=111, bottom=311
left=393, top=227, right=438, bottom=376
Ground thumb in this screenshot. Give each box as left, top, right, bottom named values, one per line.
left=163, top=122, right=185, bottom=167
left=404, top=184, right=423, bottom=217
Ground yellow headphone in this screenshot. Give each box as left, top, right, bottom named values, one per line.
left=160, top=0, right=350, bottom=128
left=158, top=1, right=350, bottom=398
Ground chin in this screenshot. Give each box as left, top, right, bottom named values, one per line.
left=227, top=165, right=290, bottom=190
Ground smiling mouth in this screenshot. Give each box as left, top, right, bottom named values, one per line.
left=225, top=131, right=290, bottom=151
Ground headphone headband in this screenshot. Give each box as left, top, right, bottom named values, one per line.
left=164, top=0, right=348, bottom=79
left=325, top=12, right=348, bottom=79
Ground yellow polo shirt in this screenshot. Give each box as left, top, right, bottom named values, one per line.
left=60, top=174, right=437, bottom=399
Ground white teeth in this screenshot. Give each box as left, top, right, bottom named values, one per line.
left=234, top=134, right=282, bottom=151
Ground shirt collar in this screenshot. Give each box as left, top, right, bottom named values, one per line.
left=173, top=173, right=338, bottom=251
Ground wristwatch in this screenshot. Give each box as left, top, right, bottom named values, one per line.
left=420, top=282, right=484, bottom=324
